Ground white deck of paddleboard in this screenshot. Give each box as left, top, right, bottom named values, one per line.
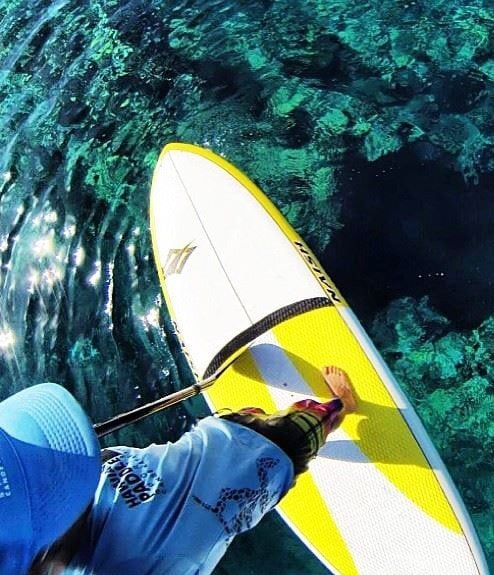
left=152, top=150, right=325, bottom=376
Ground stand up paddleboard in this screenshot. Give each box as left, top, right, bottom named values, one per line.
left=150, top=143, right=488, bottom=575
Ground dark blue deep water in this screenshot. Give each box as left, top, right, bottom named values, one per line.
left=0, top=0, right=493, bottom=572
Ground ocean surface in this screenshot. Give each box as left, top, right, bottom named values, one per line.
left=0, top=0, right=493, bottom=572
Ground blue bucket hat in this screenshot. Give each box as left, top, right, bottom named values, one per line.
left=0, top=383, right=101, bottom=575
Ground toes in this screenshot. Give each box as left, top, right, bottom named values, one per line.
left=324, top=365, right=346, bottom=379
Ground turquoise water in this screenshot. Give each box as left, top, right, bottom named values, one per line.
left=0, top=0, right=493, bottom=572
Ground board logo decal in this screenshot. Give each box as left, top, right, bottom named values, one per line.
left=293, top=241, right=341, bottom=303
left=164, top=242, right=196, bottom=275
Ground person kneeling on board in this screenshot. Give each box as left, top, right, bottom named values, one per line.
left=2, top=366, right=356, bottom=575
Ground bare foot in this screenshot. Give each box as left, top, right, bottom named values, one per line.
left=321, top=366, right=357, bottom=413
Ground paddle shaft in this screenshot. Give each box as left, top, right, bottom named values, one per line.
left=95, top=368, right=220, bottom=438
left=94, top=298, right=332, bottom=438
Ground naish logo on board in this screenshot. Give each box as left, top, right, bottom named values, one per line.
left=164, top=242, right=196, bottom=275
left=294, top=240, right=341, bottom=304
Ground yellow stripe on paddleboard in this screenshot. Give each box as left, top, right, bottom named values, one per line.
left=272, top=306, right=461, bottom=534
left=206, top=349, right=359, bottom=575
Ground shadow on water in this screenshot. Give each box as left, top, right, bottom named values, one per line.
left=324, top=145, right=494, bottom=330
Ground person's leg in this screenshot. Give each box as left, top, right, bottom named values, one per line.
left=220, top=366, right=357, bottom=476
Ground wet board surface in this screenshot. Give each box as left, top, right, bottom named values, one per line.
left=149, top=143, right=488, bottom=575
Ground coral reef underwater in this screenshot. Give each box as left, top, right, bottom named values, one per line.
left=0, top=0, right=493, bottom=570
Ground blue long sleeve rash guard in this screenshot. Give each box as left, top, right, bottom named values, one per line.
left=66, top=416, right=294, bottom=575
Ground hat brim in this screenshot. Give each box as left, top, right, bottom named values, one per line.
left=0, top=383, right=101, bottom=572
left=0, top=383, right=99, bottom=457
